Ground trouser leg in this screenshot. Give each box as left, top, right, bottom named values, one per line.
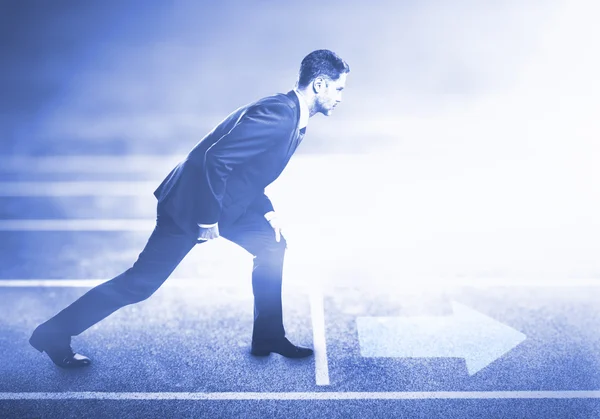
left=220, top=210, right=287, bottom=343
left=41, top=213, right=197, bottom=336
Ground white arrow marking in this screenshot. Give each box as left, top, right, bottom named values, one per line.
left=357, top=301, right=526, bottom=375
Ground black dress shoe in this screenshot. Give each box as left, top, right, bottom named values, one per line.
left=29, top=325, right=91, bottom=368
left=251, top=337, right=314, bottom=358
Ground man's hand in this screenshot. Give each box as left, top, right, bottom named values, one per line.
left=198, top=223, right=220, bottom=241
left=264, top=211, right=284, bottom=244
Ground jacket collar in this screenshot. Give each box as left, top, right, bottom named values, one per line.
left=292, top=89, right=309, bottom=129
left=285, top=90, right=301, bottom=130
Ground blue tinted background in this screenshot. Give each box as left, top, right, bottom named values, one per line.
left=5, top=0, right=594, bottom=156
left=1, top=2, right=600, bottom=417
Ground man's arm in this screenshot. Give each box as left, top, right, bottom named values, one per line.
left=248, top=192, right=285, bottom=243
left=248, top=191, right=275, bottom=216
left=201, top=103, right=295, bottom=226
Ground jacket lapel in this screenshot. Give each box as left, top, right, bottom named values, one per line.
left=281, top=90, right=304, bottom=158
left=285, top=90, right=302, bottom=133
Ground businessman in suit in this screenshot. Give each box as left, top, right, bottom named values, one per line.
left=30, top=49, right=350, bottom=368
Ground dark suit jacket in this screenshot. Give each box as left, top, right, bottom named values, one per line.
left=154, top=90, right=305, bottom=235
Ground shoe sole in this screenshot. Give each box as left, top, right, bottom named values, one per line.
left=250, top=349, right=314, bottom=358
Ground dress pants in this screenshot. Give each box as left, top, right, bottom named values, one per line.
left=40, top=207, right=287, bottom=345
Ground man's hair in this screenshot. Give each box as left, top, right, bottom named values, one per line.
left=297, top=49, right=350, bottom=89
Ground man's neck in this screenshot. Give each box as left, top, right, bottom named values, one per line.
left=295, top=87, right=317, bottom=117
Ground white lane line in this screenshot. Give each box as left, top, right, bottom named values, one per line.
left=0, top=279, right=108, bottom=287
left=0, top=154, right=358, bottom=173
left=1, top=391, right=599, bottom=400
left=0, top=280, right=309, bottom=295
left=0, top=181, right=156, bottom=196
left=325, top=278, right=600, bottom=288
left=0, top=279, right=599, bottom=288
left=0, top=219, right=154, bottom=231
left=309, top=285, right=330, bottom=386
left=0, top=155, right=185, bottom=173
left=0, top=279, right=201, bottom=288
left=0, top=279, right=302, bottom=291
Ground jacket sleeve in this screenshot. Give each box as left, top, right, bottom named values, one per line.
left=202, top=102, right=295, bottom=224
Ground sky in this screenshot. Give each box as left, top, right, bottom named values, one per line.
left=5, top=0, right=596, bottom=156
left=1, top=0, right=598, bottom=277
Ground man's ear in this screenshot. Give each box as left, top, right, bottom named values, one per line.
left=312, top=77, right=327, bottom=94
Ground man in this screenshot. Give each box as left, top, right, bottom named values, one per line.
left=29, top=49, right=350, bottom=368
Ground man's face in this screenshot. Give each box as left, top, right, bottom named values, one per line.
left=314, top=73, right=347, bottom=116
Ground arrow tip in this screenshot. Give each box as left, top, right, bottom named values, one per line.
left=452, top=302, right=527, bottom=375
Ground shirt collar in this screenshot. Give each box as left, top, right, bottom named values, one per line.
left=293, top=89, right=309, bottom=130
